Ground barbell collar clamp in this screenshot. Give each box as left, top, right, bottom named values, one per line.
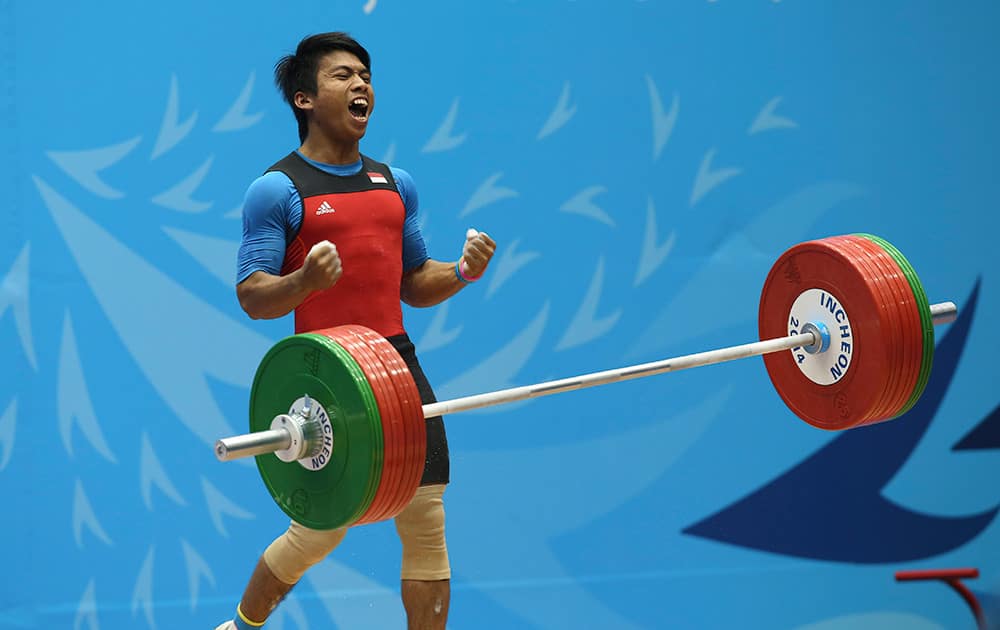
left=801, top=321, right=830, bottom=355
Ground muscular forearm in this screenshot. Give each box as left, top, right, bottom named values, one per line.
left=237, top=269, right=314, bottom=320
left=402, top=230, right=496, bottom=307
left=238, top=241, right=342, bottom=320
left=401, top=260, right=468, bottom=308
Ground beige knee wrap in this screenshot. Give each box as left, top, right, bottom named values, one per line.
left=395, top=484, right=450, bottom=581
left=263, top=522, right=348, bottom=585
left=261, top=484, right=449, bottom=584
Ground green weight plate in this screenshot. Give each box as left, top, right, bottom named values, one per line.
left=249, top=333, right=383, bottom=530
left=857, top=234, right=934, bottom=416
left=304, top=334, right=384, bottom=523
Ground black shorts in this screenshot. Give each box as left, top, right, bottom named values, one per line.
left=387, top=334, right=449, bottom=486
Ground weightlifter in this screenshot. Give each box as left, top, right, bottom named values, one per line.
left=217, top=32, right=495, bottom=630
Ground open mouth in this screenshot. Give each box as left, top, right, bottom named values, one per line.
left=348, top=97, right=369, bottom=121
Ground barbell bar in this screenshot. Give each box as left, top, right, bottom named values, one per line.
left=217, top=302, right=956, bottom=463
left=214, top=234, right=958, bottom=530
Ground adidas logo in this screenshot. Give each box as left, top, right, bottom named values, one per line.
left=315, top=201, right=335, bottom=216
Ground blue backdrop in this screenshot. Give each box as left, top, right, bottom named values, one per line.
left=2, top=1, right=999, bottom=628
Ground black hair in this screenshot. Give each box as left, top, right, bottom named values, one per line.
left=274, top=32, right=371, bottom=142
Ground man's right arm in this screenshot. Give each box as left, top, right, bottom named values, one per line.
left=237, top=242, right=342, bottom=319
left=235, top=172, right=342, bottom=319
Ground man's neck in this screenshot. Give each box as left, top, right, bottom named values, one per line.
left=298, top=136, right=361, bottom=166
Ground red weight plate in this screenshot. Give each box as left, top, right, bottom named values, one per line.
left=862, top=239, right=919, bottom=421
left=841, top=236, right=923, bottom=423
left=343, top=325, right=413, bottom=520
left=313, top=328, right=394, bottom=525
left=759, top=238, right=895, bottom=429
left=351, top=326, right=425, bottom=517
left=847, top=237, right=912, bottom=422
left=332, top=327, right=409, bottom=525
left=860, top=235, right=925, bottom=419
left=361, top=328, right=425, bottom=519
left=829, top=236, right=908, bottom=424
left=315, top=327, right=403, bottom=525
left=858, top=234, right=935, bottom=416
left=324, top=328, right=401, bottom=525
left=349, top=327, right=422, bottom=519
left=844, top=236, right=922, bottom=423
left=345, top=325, right=414, bottom=519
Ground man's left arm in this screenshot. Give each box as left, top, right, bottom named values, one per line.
left=401, top=229, right=496, bottom=307
left=392, top=166, right=495, bottom=307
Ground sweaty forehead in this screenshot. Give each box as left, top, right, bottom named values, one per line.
left=319, top=50, right=368, bottom=72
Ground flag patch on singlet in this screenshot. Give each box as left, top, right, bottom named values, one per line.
left=367, top=172, right=388, bottom=184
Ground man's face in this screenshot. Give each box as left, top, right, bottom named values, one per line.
left=297, top=50, right=374, bottom=143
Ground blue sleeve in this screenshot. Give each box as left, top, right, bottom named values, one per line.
left=392, top=167, right=429, bottom=272
left=236, top=171, right=301, bottom=283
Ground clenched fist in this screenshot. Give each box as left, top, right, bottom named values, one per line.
left=459, top=228, right=496, bottom=279
left=301, top=240, right=343, bottom=291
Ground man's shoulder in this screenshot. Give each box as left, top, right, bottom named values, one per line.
left=248, top=169, right=295, bottom=194
left=244, top=170, right=296, bottom=213
left=388, top=165, right=414, bottom=189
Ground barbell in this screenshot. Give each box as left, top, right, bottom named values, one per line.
left=215, top=234, right=957, bottom=530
